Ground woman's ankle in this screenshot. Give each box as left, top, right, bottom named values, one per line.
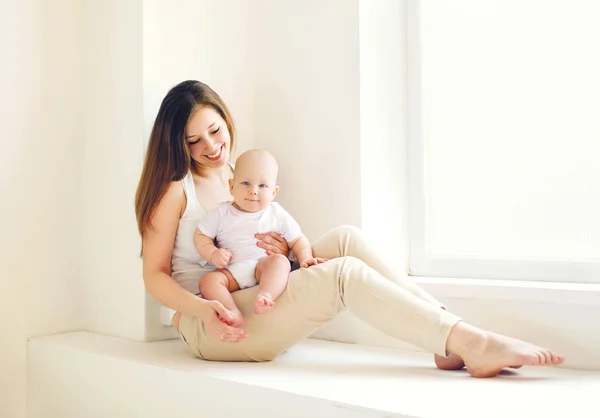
left=445, top=321, right=486, bottom=359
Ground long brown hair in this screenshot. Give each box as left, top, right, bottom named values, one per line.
left=135, top=80, right=235, bottom=249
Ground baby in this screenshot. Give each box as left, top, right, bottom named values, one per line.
left=194, top=149, right=326, bottom=327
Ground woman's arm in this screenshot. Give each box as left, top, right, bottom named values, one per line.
left=142, top=181, right=208, bottom=317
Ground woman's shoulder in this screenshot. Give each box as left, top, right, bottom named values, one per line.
left=161, top=180, right=186, bottom=218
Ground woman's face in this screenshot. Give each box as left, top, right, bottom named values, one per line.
left=184, top=106, right=231, bottom=169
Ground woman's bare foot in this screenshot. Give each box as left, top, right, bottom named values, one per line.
left=254, top=292, right=275, bottom=315
left=434, top=353, right=465, bottom=370
left=434, top=349, right=519, bottom=371
left=435, top=307, right=466, bottom=370
left=447, top=322, right=564, bottom=378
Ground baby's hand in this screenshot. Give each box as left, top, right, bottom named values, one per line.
left=300, top=257, right=329, bottom=268
left=210, top=249, right=233, bottom=268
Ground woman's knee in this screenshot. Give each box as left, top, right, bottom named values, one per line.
left=329, top=224, right=363, bottom=240
left=312, top=225, right=366, bottom=260
left=172, top=311, right=182, bottom=331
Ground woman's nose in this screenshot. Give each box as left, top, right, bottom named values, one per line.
left=204, top=137, right=217, bottom=151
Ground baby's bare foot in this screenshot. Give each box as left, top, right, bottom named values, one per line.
left=225, top=309, right=245, bottom=328
left=434, top=353, right=465, bottom=370
left=462, top=332, right=564, bottom=378
left=254, top=292, right=275, bottom=315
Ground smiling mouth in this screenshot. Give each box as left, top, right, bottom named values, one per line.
left=204, top=144, right=224, bottom=161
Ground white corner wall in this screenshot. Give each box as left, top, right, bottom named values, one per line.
left=80, top=0, right=147, bottom=341
left=0, top=1, right=84, bottom=417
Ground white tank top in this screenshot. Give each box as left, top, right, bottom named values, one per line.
left=170, top=171, right=215, bottom=294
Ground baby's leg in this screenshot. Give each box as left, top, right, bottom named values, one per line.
left=198, top=270, right=244, bottom=327
left=253, top=254, right=291, bottom=315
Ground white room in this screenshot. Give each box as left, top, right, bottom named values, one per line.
left=2, top=1, right=600, bottom=417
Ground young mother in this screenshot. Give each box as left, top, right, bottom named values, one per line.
left=135, top=80, right=563, bottom=378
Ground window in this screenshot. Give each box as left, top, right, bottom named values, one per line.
left=407, top=1, right=600, bottom=283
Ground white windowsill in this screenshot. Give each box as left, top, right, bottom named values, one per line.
left=28, top=331, right=600, bottom=418
left=413, top=276, right=600, bottom=305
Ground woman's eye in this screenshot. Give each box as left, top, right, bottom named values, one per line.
left=188, top=138, right=201, bottom=146
left=211, top=127, right=220, bottom=135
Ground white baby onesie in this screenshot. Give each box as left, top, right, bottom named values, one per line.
left=197, top=201, right=302, bottom=288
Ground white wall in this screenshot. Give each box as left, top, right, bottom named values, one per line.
left=252, top=0, right=362, bottom=242
left=80, top=0, right=147, bottom=341
left=0, top=1, right=83, bottom=417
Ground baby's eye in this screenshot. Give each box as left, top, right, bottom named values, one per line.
left=259, top=184, right=268, bottom=188
left=241, top=181, right=250, bottom=186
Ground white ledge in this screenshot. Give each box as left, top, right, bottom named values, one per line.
left=28, top=331, right=600, bottom=418
left=414, top=276, right=600, bottom=305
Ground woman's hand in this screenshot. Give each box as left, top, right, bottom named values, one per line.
left=197, top=299, right=248, bottom=343
left=255, top=232, right=290, bottom=256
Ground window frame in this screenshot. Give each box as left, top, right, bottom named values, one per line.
left=405, top=0, right=600, bottom=284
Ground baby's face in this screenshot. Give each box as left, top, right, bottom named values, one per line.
left=229, top=159, right=279, bottom=213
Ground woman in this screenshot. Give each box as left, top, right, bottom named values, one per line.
left=135, top=80, right=563, bottom=378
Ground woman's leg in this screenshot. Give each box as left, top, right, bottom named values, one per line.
left=310, top=225, right=440, bottom=306
left=179, top=256, right=459, bottom=361
left=179, top=255, right=563, bottom=377
left=311, top=225, right=465, bottom=369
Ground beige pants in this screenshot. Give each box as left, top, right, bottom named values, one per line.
left=178, top=225, right=461, bottom=360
